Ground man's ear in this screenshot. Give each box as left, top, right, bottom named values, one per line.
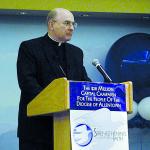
left=48, top=20, right=54, bottom=30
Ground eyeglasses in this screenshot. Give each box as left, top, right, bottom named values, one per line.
left=52, top=20, right=78, bottom=29
left=62, top=21, right=78, bottom=29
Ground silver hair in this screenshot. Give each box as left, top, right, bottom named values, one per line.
left=46, top=9, right=57, bottom=24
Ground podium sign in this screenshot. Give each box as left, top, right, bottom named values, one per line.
left=69, top=81, right=129, bottom=150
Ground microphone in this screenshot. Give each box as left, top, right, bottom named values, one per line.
left=92, top=59, right=112, bottom=83
left=54, top=55, right=66, bottom=77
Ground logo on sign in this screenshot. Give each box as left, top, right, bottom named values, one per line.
left=73, top=123, right=93, bottom=147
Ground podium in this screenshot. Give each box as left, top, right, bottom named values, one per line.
left=27, top=78, right=133, bottom=150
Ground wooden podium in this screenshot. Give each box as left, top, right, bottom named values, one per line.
left=27, top=78, right=133, bottom=150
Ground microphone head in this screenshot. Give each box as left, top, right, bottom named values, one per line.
left=92, top=59, right=100, bottom=66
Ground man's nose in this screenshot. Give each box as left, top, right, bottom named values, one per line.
left=69, top=24, right=74, bottom=31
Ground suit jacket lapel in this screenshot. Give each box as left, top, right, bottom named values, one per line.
left=64, top=43, right=73, bottom=79
left=42, top=34, right=64, bottom=77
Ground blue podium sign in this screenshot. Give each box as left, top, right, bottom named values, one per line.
left=69, top=81, right=126, bottom=111
left=70, top=81, right=129, bottom=150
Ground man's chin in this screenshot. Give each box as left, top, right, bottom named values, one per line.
left=64, top=37, right=72, bottom=42
left=61, top=35, right=72, bottom=42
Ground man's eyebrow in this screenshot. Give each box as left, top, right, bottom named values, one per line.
left=64, top=20, right=75, bottom=22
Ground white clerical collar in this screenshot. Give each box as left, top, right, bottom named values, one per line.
left=48, top=33, right=63, bottom=46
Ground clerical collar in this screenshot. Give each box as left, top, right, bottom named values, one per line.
left=48, top=33, right=63, bottom=46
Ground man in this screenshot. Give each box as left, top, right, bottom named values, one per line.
left=17, top=8, right=91, bottom=150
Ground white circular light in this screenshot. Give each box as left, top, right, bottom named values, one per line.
left=138, top=97, right=150, bottom=120
left=127, top=101, right=138, bottom=120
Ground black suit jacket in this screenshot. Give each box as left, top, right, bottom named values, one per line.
left=17, top=34, right=90, bottom=145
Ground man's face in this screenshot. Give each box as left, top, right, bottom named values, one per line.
left=48, top=10, right=75, bottom=42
